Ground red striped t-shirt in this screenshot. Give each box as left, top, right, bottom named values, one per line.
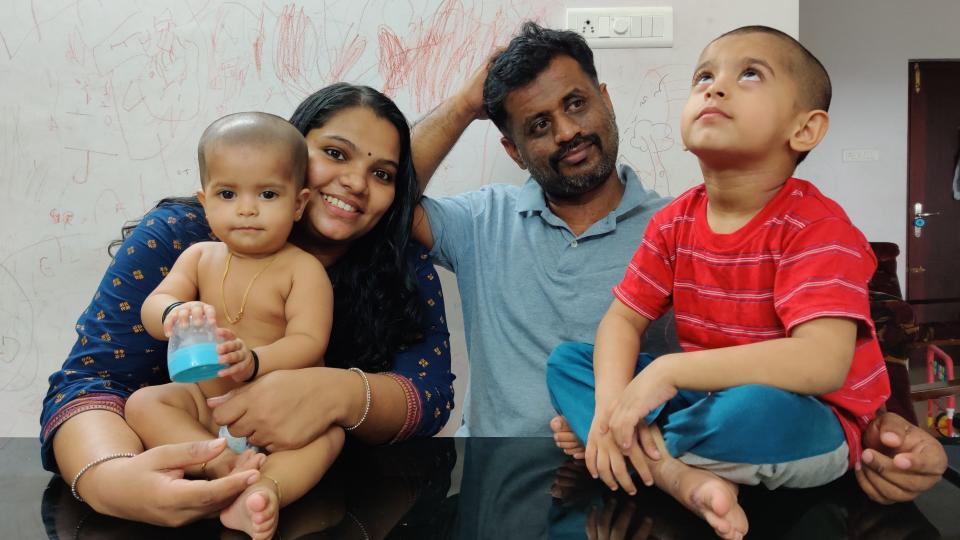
left=614, top=178, right=890, bottom=467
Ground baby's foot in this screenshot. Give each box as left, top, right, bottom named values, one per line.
left=220, top=479, right=279, bottom=540
left=206, top=448, right=264, bottom=479
left=229, top=449, right=266, bottom=474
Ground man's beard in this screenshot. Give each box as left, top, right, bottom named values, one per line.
left=527, top=131, right=618, bottom=199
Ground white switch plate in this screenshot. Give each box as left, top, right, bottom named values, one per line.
left=567, top=7, right=673, bottom=49
left=842, top=148, right=880, bottom=162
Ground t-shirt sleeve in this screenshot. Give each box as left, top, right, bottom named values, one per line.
left=774, top=218, right=877, bottom=335
left=420, top=190, right=488, bottom=272
left=612, top=210, right=674, bottom=321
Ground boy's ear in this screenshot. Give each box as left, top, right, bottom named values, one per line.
left=196, top=189, right=207, bottom=206
left=500, top=136, right=527, bottom=170
left=789, top=109, right=829, bottom=156
left=294, top=188, right=311, bottom=221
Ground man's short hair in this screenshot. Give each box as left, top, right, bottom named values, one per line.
left=197, top=111, right=308, bottom=188
left=483, top=21, right=599, bottom=135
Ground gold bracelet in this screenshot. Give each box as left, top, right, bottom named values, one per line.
left=263, top=474, right=282, bottom=507
left=71, top=452, right=136, bottom=502
left=345, top=367, right=371, bottom=431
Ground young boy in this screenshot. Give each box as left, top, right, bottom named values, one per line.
left=125, top=112, right=340, bottom=540
left=547, top=26, right=889, bottom=539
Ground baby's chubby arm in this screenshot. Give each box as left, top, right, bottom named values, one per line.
left=609, top=317, right=857, bottom=450
left=220, top=251, right=333, bottom=380
left=141, top=242, right=206, bottom=340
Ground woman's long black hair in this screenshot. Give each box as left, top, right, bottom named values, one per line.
left=288, top=83, right=424, bottom=372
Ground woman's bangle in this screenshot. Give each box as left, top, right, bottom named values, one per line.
left=161, top=301, right=186, bottom=324
left=345, top=367, right=371, bottom=431
left=71, top=452, right=136, bottom=502
left=244, top=350, right=260, bottom=383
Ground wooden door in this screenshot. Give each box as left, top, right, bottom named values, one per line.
left=906, top=60, right=960, bottom=323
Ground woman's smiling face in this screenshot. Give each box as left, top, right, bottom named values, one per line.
left=299, top=106, right=400, bottom=248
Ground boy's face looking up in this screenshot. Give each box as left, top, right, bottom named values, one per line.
left=199, top=141, right=310, bottom=257
left=680, top=31, right=829, bottom=170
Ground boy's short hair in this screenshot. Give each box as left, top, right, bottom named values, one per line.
left=197, top=112, right=308, bottom=188
left=483, top=21, right=599, bottom=135
left=713, top=26, right=831, bottom=164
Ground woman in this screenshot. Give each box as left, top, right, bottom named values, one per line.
left=40, top=83, right=455, bottom=526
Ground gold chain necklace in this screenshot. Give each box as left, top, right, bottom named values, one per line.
left=220, top=252, right=278, bottom=324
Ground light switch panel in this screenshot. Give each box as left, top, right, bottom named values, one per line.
left=566, top=7, right=673, bottom=48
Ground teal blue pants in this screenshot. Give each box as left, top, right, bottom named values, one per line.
left=546, top=342, right=851, bottom=488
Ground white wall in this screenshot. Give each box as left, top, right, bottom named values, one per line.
left=798, top=0, right=960, bottom=287
left=0, top=0, right=796, bottom=437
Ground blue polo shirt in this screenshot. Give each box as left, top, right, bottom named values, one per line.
left=423, top=165, right=673, bottom=436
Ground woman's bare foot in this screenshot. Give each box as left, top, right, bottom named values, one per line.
left=650, top=455, right=747, bottom=539
left=220, top=478, right=279, bottom=540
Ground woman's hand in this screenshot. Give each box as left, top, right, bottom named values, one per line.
left=208, top=367, right=355, bottom=453
left=855, top=411, right=947, bottom=504
left=82, top=439, right=259, bottom=527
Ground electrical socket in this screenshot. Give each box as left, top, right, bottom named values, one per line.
left=578, top=14, right=599, bottom=38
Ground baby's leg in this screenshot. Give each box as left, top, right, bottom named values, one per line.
left=221, top=426, right=346, bottom=540
left=125, top=382, right=220, bottom=477
left=645, top=425, right=748, bottom=539
left=661, top=385, right=849, bottom=489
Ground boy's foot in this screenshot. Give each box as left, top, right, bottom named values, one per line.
left=651, top=453, right=748, bottom=539
left=220, top=478, right=279, bottom=540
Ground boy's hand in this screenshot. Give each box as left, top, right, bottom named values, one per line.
left=585, top=412, right=653, bottom=495
left=215, top=328, right=255, bottom=382
left=163, top=301, right=217, bottom=337
left=608, top=359, right=677, bottom=455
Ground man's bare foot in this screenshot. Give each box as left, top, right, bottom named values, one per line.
left=220, top=478, right=279, bottom=540
left=652, top=456, right=748, bottom=539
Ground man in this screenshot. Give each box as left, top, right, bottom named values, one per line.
left=410, top=21, right=945, bottom=503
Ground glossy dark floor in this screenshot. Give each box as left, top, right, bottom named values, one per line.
left=2, top=437, right=958, bottom=539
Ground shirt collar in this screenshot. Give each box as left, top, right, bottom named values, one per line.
left=516, top=164, right=650, bottom=219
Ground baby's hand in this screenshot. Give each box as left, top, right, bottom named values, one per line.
left=163, top=301, right=218, bottom=337
left=216, top=328, right=256, bottom=382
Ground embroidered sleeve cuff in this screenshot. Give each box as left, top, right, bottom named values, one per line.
left=41, top=393, right=127, bottom=443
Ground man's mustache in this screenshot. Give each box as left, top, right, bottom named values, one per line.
left=549, top=133, right=602, bottom=171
